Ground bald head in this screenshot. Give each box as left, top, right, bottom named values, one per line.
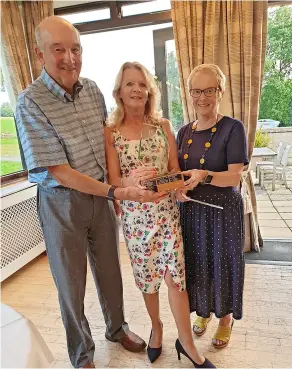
left=35, top=16, right=80, bottom=51
left=34, top=15, right=82, bottom=95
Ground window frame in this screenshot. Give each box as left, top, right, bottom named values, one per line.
left=153, top=27, right=174, bottom=120
left=0, top=112, right=27, bottom=184
left=54, top=1, right=172, bottom=34
left=54, top=0, right=287, bottom=34
left=0, top=170, right=28, bottom=185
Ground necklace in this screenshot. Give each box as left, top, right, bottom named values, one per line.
left=183, top=115, right=220, bottom=170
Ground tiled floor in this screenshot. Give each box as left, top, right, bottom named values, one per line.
left=2, top=246, right=292, bottom=368
left=256, top=186, right=292, bottom=238
left=253, top=168, right=292, bottom=239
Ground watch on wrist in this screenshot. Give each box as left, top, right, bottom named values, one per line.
left=106, top=185, right=118, bottom=201
left=202, top=171, right=213, bottom=185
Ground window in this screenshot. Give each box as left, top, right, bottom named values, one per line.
left=80, top=21, right=182, bottom=131
left=0, top=66, right=24, bottom=177
left=122, top=0, right=171, bottom=17
left=153, top=28, right=183, bottom=131
left=80, top=23, right=171, bottom=110
left=57, top=2, right=182, bottom=129
left=166, top=40, right=183, bottom=131
left=61, top=8, right=111, bottom=24
left=259, top=5, right=292, bottom=128
left=254, top=5, right=292, bottom=240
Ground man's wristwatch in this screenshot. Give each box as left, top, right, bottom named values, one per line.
left=201, top=171, right=213, bottom=185
left=106, top=185, right=118, bottom=201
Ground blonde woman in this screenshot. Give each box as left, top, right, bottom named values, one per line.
left=176, top=64, right=248, bottom=349
left=104, top=62, right=215, bottom=368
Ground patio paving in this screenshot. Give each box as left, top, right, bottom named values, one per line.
left=253, top=167, right=292, bottom=239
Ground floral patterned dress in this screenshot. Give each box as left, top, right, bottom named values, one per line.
left=113, top=123, right=185, bottom=294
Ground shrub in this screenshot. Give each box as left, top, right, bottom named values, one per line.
left=254, top=128, right=272, bottom=148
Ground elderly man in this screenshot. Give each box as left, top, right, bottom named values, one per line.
left=15, top=16, right=162, bottom=369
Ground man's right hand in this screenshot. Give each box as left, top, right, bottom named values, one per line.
left=115, top=186, right=167, bottom=203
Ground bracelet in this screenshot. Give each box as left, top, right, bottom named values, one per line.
left=201, top=170, right=209, bottom=184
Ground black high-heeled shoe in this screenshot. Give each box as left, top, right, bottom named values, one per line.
left=147, top=325, right=162, bottom=363
left=175, top=339, right=216, bottom=368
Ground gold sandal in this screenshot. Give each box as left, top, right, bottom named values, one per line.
left=192, top=315, right=212, bottom=336
left=212, top=318, right=234, bottom=349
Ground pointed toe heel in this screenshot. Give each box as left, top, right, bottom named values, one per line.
left=147, top=326, right=162, bottom=363
left=175, top=339, right=216, bottom=368
left=147, top=344, right=162, bottom=363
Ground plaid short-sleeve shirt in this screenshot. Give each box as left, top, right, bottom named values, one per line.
left=16, top=69, right=107, bottom=188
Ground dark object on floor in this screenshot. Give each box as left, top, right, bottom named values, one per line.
left=245, top=240, right=292, bottom=264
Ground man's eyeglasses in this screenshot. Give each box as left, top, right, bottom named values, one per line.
left=189, top=87, right=219, bottom=98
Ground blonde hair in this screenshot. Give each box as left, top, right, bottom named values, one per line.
left=107, top=62, right=162, bottom=128
left=187, top=64, right=226, bottom=92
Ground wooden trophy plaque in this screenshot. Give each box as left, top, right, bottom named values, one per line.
left=141, top=172, right=185, bottom=192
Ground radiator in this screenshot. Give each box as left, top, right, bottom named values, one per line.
left=1, top=185, right=45, bottom=281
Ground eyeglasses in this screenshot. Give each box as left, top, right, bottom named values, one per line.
left=189, top=87, right=219, bottom=98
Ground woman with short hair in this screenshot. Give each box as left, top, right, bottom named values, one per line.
left=176, top=64, right=248, bottom=349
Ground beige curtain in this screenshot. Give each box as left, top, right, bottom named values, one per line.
left=1, top=1, right=32, bottom=110
left=171, top=1, right=268, bottom=251
left=22, top=1, right=54, bottom=79
left=222, top=1, right=268, bottom=251
left=171, top=1, right=222, bottom=122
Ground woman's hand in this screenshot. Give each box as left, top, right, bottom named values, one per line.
left=175, top=188, right=189, bottom=202
left=122, top=167, right=157, bottom=188
left=182, top=169, right=207, bottom=191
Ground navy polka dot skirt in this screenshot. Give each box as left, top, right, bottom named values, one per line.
left=180, top=186, right=245, bottom=320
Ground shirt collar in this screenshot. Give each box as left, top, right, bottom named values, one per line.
left=40, top=68, right=83, bottom=102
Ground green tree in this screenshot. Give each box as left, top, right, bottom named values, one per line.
left=266, top=6, right=292, bottom=76
left=259, top=6, right=292, bottom=127
left=166, top=51, right=184, bottom=131
left=0, top=102, right=14, bottom=117
left=259, top=76, right=292, bottom=127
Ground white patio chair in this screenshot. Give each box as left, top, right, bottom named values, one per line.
left=255, top=141, right=284, bottom=178
left=259, top=143, right=291, bottom=189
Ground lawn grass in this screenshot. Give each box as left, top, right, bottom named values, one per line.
left=0, top=161, right=23, bottom=176
left=1, top=138, right=22, bottom=157
left=1, top=116, right=21, bottom=158
left=0, top=116, right=23, bottom=176
left=1, top=116, right=17, bottom=135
